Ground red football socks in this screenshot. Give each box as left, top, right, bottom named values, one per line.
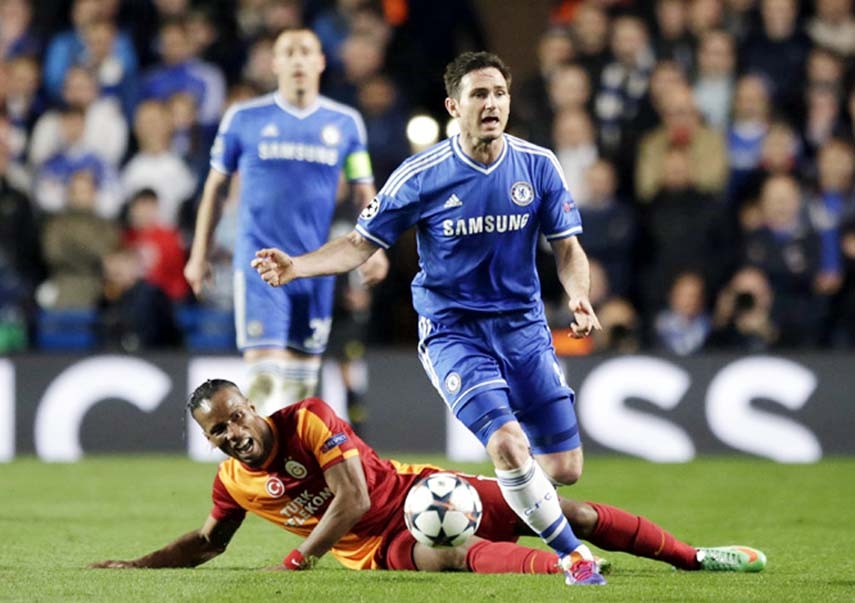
left=465, top=540, right=561, bottom=574
left=586, top=502, right=700, bottom=570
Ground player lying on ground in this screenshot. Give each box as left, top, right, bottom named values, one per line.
left=89, top=379, right=766, bottom=576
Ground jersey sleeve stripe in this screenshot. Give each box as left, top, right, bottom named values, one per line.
left=210, top=160, right=232, bottom=175
left=380, top=142, right=452, bottom=195
left=507, top=138, right=570, bottom=191
left=381, top=147, right=453, bottom=197
left=355, top=224, right=391, bottom=249
left=544, top=225, right=583, bottom=240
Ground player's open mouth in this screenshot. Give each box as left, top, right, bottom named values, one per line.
left=481, top=116, right=500, bottom=125
left=235, top=438, right=253, bottom=454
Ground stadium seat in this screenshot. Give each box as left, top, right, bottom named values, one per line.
left=176, top=305, right=236, bottom=351
left=36, top=308, right=98, bottom=351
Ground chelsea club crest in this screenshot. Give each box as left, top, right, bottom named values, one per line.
left=510, top=181, right=534, bottom=207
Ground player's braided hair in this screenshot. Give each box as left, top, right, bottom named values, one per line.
left=187, top=378, right=238, bottom=413
left=443, top=51, right=512, bottom=99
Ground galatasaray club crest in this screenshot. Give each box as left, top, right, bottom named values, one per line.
left=510, top=181, right=534, bottom=206
left=266, top=476, right=285, bottom=497
left=285, top=459, right=308, bottom=479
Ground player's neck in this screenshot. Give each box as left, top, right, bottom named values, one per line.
left=279, top=87, right=318, bottom=109
left=459, top=134, right=505, bottom=166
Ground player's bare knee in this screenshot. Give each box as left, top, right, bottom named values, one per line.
left=485, top=428, right=530, bottom=469
left=542, top=459, right=583, bottom=485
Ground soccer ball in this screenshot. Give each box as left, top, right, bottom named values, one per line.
left=403, top=472, right=483, bottom=547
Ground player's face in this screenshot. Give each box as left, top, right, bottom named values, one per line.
left=446, top=67, right=510, bottom=144
left=272, top=30, right=325, bottom=93
left=193, top=387, right=273, bottom=467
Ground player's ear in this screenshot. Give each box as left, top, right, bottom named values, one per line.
left=445, top=97, right=459, bottom=118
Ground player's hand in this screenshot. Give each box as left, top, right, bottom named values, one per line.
left=567, top=296, right=602, bottom=338
left=88, top=560, right=137, bottom=569
left=358, top=248, right=389, bottom=287
left=252, top=248, right=296, bottom=287
left=183, top=256, right=211, bottom=297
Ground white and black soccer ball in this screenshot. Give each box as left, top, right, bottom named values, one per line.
left=403, top=472, right=483, bottom=547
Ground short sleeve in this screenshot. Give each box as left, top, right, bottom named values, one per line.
left=210, top=105, right=242, bottom=175
left=355, top=163, right=422, bottom=249
left=296, top=398, right=361, bottom=472
left=537, top=151, right=583, bottom=241
left=210, top=472, right=247, bottom=522
left=343, top=111, right=373, bottom=183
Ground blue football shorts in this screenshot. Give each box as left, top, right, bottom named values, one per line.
left=233, top=267, right=334, bottom=354
left=417, top=309, right=581, bottom=454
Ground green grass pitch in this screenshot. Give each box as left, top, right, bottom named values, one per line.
left=1, top=455, right=854, bottom=603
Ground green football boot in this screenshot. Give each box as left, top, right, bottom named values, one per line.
left=696, top=546, right=767, bottom=572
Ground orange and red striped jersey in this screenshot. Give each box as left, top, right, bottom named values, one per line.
left=210, top=397, right=439, bottom=569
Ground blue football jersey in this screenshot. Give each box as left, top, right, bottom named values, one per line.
left=211, top=93, right=373, bottom=268
left=356, top=134, right=583, bottom=321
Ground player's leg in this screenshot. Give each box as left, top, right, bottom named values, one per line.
left=235, top=269, right=324, bottom=414
left=501, top=317, right=605, bottom=585
left=383, top=529, right=560, bottom=574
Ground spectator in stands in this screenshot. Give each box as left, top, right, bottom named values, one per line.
left=639, top=147, right=730, bottom=317
left=578, top=159, right=637, bottom=299
left=516, top=28, right=576, bottom=141
left=324, top=33, right=386, bottom=107
left=635, top=83, right=727, bottom=203
left=806, top=0, right=855, bottom=58
left=801, top=85, right=843, bottom=170
left=736, top=121, right=802, bottom=218
left=98, top=246, right=181, bottom=351
left=721, top=0, right=757, bottom=43
left=654, top=270, right=712, bottom=355
left=141, top=17, right=226, bottom=131
left=692, top=30, right=737, bottom=131
left=526, top=62, right=592, bottom=147
left=355, top=73, right=410, bottom=185
left=40, top=168, right=119, bottom=310
left=706, top=266, right=778, bottom=351
left=827, top=218, right=855, bottom=347
left=569, top=1, right=610, bottom=86
left=33, top=106, right=122, bottom=218
left=166, top=90, right=213, bottom=199
left=41, top=0, right=137, bottom=106
left=726, top=75, right=772, bottom=208
left=4, top=54, right=44, bottom=136
left=186, top=7, right=245, bottom=86
left=0, top=123, right=44, bottom=348
left=740, top=0, right=811, bottom=123
left=0, top=0, right=41, bottom=59
left=553, top=108, right=598, bottom=206
left=653, top=0, right=694, bottom=72
left=122, top=188, right=189, bottom=303
left=806, top=140, right=855, bottom=298
left=78, top=18, right=140, bottom=120
left=0, top=113, right=28, bottom=192
left=592, top=297, right=642, bottom=354
left=742, top=174, right=823, bottom=347
left=595, top=15, right=655, bottom=161
left=120, top=99, right=197, bottom=227
left=242, top=35, right=278, bottom=93
left=29, top=65, right=128, bottom=169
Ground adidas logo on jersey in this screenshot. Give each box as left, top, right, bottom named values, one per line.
left=261, top=123, right=280, bottom=137
left=444, top=194, right=463, bottom=208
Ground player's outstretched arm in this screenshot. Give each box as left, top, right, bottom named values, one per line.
left=550, top=236, right=602, bottom=338
left=253, top=230, right=380, bottom=287
left=89, top=515, right=241, bottom=569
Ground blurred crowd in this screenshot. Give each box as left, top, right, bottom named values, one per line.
left=1, top=0, right=854, bottom=356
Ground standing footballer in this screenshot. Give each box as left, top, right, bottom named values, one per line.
left=184, top=28, right=387, bottom=416
left=252, top=51, right=608, bottom=586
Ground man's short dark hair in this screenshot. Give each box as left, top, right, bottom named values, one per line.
left=443, top=51, right=512, bottom=99
left=188, top=379, right=238, bottom=412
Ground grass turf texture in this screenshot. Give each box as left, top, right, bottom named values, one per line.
left=1, top=456, right=853, bottom=603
